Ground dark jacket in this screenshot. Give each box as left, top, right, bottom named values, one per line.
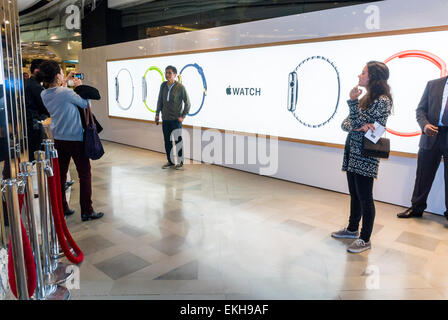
left=25, top=77, right=49, bottom=161
left=416, top=76, right=448, bottom=150
left=156, top=81, right=191, bottom=121
left=25, top=77, right=49, bottom=120
left=74, top=85, right=103, bottom=134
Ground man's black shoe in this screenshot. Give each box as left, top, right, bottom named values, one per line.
left=81, top=211, right=104, bottom=222
left=397, top=207, right=423, bottom=218
left=444, top=211, right=448, bottom=220
left=64, top=208, right=75, bottom=217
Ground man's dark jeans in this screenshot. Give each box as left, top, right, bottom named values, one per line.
left=162, top=120, right=183, bottom=165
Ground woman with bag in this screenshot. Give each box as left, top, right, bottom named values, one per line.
left=39, top=60, right=104, bottom=222
left=331, top=61, right=392, bottom=253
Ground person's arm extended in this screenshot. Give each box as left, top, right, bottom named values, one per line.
left=67, top=88, right=89, bottom=108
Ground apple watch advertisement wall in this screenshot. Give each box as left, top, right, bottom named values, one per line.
left=107, top=29, right=448, bottom=154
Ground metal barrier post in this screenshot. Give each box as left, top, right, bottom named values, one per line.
left=19, top=162, right=45, bottom=300
left=2, top=180, right=29, bottom=300
left=41, top=141, right=74, bottom=285
left=35, top=151, right=70, bottom=300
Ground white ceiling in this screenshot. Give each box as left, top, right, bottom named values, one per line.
left=18, top=0, right=41, bottom=12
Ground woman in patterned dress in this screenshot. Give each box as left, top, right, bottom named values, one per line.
left=331, top=61, right=393, bottom=253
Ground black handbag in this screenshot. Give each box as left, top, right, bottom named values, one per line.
left=362, top=137, right=390, bottom=159
left=84, top=104, right=105, bottom=160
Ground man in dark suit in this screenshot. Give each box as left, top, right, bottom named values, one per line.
left=25, top=59, right=49, bottom=161
left=398, top=75, right=448, bottom=219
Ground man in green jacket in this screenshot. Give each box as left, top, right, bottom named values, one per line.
left=155, top=66, right=191, bottom=169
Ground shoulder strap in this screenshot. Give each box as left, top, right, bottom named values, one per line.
left=84, top=102, right=94, bottom=126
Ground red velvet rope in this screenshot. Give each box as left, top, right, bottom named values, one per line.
left=7, top=194, right=37, bottom=299
left=47, top=158, right=84, bottom=264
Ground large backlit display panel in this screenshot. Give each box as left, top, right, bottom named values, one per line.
left=107, top=29, right=448, bottom=154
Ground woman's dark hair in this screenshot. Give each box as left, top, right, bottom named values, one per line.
left=36, top=60, right=61, bottom=85
left=359, top=61, right=393, bottom=112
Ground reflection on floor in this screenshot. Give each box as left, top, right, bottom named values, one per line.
left=63, top=141, right=448, bottom=300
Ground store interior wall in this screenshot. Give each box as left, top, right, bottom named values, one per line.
left=79, top=0, right=448, bottom=215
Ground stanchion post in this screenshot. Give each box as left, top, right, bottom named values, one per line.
left=42, top=140, right=60, bottom=265
left=34, top=151, right=71, bottom=300
left=0, top=186, right=6, bottom=249
left=42, top=140, right=74, bottom=286
left=35, top=151, right=52, bottom=285
left=2, top=180, right=29, bottom=300
left=19, top=162, right=45, bottom=300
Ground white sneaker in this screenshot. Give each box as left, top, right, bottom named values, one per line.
left=347, top=239, right=371, bottom=253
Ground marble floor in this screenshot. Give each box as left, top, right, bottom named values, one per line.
left=60, top=141, right=448, bottom=300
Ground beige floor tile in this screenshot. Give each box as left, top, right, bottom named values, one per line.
left=58, top=141, right=448, bottom=300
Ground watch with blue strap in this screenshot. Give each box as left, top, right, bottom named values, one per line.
left=180, top=63, right=207, bottom=116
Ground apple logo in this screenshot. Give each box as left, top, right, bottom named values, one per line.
left=226, top=86, right=231, bottom=95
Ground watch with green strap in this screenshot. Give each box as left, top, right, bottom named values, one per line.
left=142, top=66, right=165, bottom=113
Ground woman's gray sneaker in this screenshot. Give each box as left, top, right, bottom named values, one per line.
left=347, top=239, right=371, bottom=253
left=331, top=228, right=359, bottom=239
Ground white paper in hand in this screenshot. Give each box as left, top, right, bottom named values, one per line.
left=364, top=122, right=386, bottom=144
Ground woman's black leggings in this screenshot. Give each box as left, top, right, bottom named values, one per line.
left=346, top=171, right=375, bottom=242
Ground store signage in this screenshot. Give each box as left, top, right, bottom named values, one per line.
left=226, top=86, right=262, bottom=96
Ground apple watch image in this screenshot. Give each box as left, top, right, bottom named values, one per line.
left=287, top=55, right=341, bottom=128
left=115, top=68, right=134, bottom=111
left=384, top=50, right=448, bottom=137
left=142, top=66, right=165, bottom=113
left=180, top=63, right=207, bottom=116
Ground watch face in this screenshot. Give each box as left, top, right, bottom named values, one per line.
left=115, top=69, right=134, bottom=111
left=142, top=77, right=147, bottom=102
left=287, top=71, right=298, bottom=112
left=287, top=56, right=340, bottom=128
left=115, top=77, right=119, bottom=101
